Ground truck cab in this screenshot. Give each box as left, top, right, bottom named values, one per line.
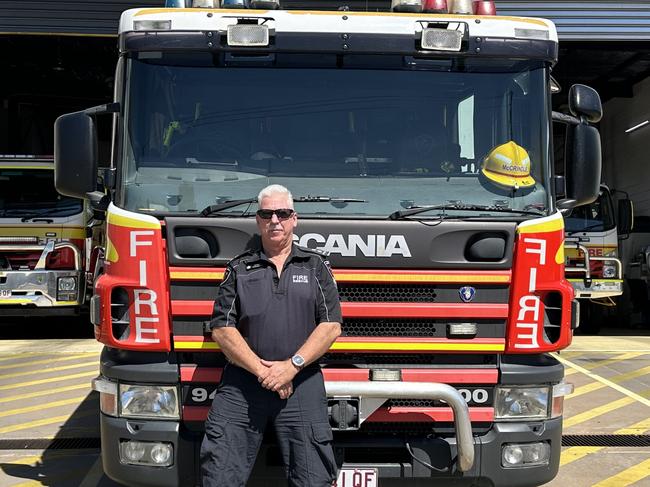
left=0, top=155, right=89, bottom=316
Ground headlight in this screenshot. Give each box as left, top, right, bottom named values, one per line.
left=57, top=277, right=77, bottom=291
left=602, top=263, right=617, bottom=278
left=119, top=384, right=179, bottom=419
left=495, top=386, right=550, bottom=420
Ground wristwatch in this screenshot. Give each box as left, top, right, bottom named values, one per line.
left=291, top=354, right=306, bottom=370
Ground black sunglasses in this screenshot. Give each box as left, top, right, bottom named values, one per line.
left=256, top=208, right=295, bottom=219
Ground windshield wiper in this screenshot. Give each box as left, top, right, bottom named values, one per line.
left=200, top=198, right=258, bottom=217
left=200, top=195, right=367, bottom=217
left=389, top=203, right=544, bottom=220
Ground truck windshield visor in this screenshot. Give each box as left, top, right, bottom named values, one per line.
left=0, top=168, right=83, bottom=218
left=121, top=52, right=551, bottom=218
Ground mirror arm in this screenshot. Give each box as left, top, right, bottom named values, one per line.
left=87, top=191, right=111, bottom=212
left=84, top=102, right=120, bottom=116
left=557, top=198, right=578, bottom=210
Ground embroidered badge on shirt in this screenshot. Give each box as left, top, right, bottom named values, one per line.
left=292, top=275, right=309, bottom=283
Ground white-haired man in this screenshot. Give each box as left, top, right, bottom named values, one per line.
left=201, top=184, right=342, bottom=487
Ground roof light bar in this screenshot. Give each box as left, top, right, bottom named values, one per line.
left=192, top=0, right=217, bottom=6
left=222, top=0, right=249, bottom=8
left=249, top=0, right=280, bottom=8
left=391, top=0, right=422, bottom=13
left=473, top=1, right=496, bottom=15
left=449, top=0, right=472, bottom=14
left=422, top=0, right=447, bottom=13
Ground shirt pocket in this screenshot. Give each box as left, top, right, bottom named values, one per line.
left=237, top=275, right=270, bottom=317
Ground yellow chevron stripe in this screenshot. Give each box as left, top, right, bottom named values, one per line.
left=592, top=457, right=650, bottom=487
left=173, top=340, right=504, bottom=352
left=169, top=270, right=509, bottom=284
left=0, top=226, right=85, bottom=239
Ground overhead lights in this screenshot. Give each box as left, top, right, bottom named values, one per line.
left=625, top=120, right=649, bottom=134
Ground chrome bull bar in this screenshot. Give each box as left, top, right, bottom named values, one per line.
left=565, top=242, right=622, bottom=281
left=325, top=381, right=475, bottom=472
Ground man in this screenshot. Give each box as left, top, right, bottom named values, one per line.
left=200, top=184, right=342, bottom=487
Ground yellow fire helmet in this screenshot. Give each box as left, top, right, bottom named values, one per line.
left=481, top=141, right=535, bottom=189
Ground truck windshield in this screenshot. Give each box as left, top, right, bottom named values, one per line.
left=0, top=168, right=83, bottom=217
left=121, top=52, right=551, bottom=218
left=564, top=190, right=616, bottom=233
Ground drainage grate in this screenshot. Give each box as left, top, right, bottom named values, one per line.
left=562, top=435, right=650, bottom=447
left=0, top=438, right=101, bottom=450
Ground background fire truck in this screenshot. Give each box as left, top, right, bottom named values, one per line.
left=54, top=0, right=602, bottom=485
left=0, top=155, right=93, bottom=317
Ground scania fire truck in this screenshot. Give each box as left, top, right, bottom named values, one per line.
left=54, top=1, right=603, bottom=485
left=564, top=185, right=633, bottom=333
left=0, top=155, right=89, bottom=317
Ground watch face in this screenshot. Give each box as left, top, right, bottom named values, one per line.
left=292, top=355, right=305, bottom=367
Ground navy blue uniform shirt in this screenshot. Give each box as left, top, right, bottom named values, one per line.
left=210, top=244, right=342, bottom=361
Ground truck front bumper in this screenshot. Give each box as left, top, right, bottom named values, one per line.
left=0, top=269, right=83, bottom=316
left=99, top=413, right=561, bottom=487
left=568, top=278, right=623, bottom=299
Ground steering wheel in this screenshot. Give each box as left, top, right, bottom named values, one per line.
left=165, top=136, right=244, bottom=163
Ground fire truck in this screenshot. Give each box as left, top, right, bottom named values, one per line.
left=0, top=155, right=90, bottom=317
left=563, top=184, right=633, bottom=333
left=54, top=0, right=603, bottom=485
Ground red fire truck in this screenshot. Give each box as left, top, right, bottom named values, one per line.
left=54, top=0, right=602, bottom=485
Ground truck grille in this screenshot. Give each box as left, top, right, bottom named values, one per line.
left=342, top=318, right=504, bottom=338
left=338, top=283, right=508, bottom=303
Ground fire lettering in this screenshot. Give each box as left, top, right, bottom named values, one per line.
left=130, top=230, right=160, bottom=344
left=513, top=238, right=547, bottom=349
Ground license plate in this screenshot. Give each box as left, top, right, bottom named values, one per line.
left=0, top=290, right=11, bottom=298
left=334, top=468, right=378, bottom=487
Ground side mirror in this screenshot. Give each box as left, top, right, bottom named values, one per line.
left=54, top=111, right=98, bottom=200
left=617, top=198, right=634, bottom=237
left=558, top=123, right=602, bottom=209
left=569, top=84, right=602, bottom=124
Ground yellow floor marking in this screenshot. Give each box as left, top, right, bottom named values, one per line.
left=582, top=352, right=645, bottom=371
left=0, top=408, right=96, bottom=434
left=0, top=383, right=90, bottom=404
left=560, top=418, right=650, bottom=467
left=553, top=354, right=650, bottom=407
left=563, top=396, right=636, bottom=428
left=0, top=361, right=98, bottom=380
left=560, top=446, right=602, bottom=466
left=0, top=353, right=43, bottom=364
left=616, top=417, right=650, bottom=435
left=0, top=396, right=88, bottom=418
left=569, top=364, right=650, bottom=399
left=0, top=353, right=97, bottom=371
left=0, top=371, right=96, bottom=391
left=3, top=455, right=44, bottom=466
left=592, top=457, right=650, bottom=487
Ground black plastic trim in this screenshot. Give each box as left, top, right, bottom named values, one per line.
left=500, top=354, right=564, bottom=384
left=100, top=347, right=179, bottom=383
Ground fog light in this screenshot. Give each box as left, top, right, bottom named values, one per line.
left=227, top=24, right=269, bottom=46
left=151, top=443, right=173, bottom=465
left=119, top=441, right=174, bottom=467
left=122, top=441, right=146, bottom=463
left=502, top=442, right=550, bottom=468
left=58, top=277, right=77, bottom=291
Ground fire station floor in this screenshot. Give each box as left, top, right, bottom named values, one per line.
left=0, top=323, right=649, bottom=486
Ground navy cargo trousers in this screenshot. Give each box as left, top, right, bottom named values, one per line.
left=200, top=364, right=338, bottom=487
